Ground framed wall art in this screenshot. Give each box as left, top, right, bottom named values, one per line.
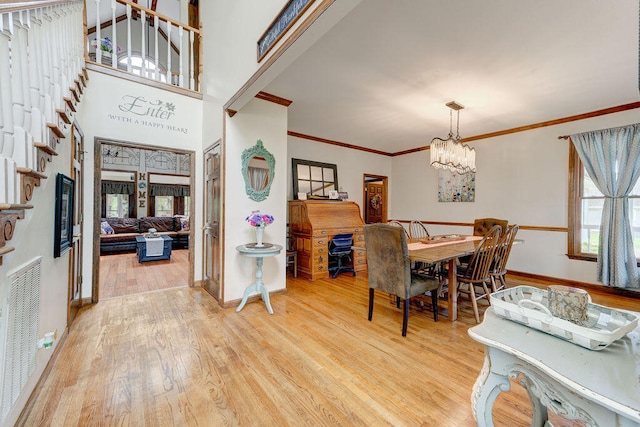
left=54, top=173, right=75, bottom=258
left=438, top=169, right=475, bottom=202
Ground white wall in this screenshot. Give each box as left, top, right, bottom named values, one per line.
left=0, top=135, right=73, bottom=427
left=286, top=135, right=393, bottom=217
left=224, top=98, right=288, bottom=303
left=77, top=71, right=203, bottom=297
left=391, top=108, right=640, bottom=286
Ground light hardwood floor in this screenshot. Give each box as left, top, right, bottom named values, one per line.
left=21, top=273, right=640, bottom=426
left=99, top=249, right=189, bottom=299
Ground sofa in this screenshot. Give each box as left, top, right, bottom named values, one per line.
left=100, top=216, right=189, bottom=254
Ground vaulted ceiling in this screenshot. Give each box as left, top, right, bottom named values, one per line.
left=264, top=0, right=640, bottom=154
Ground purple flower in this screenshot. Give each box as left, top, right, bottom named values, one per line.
left=246, top=210, right=274, bottom=228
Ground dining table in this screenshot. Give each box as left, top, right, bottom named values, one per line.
left=408, top=235, right=484, bottom=321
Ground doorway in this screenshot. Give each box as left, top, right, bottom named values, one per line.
left=202, top=141, right=221, bottom=302
left=68, top=120, right=84, bottom=325
left=92, top=139, right=195, bottom=302
left=363, top=174, right=388, bottom=224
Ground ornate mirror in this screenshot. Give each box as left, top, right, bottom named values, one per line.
left=242, top=140, right=275, bottom=202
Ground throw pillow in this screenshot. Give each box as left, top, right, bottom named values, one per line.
left=101, top=221, right=114, bottom=234
left=179, top=217, right=190, bottom=231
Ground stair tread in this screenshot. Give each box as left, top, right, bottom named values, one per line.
left=0, top=246, right=15, bottom=257
left=34, top=142, right=58, bottom=155
left=16, top=167, right=47, bottom=179
left=0, top=203, right=34, bottom=211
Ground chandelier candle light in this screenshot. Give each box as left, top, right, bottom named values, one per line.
left=430, top=101, right=476, bottom=174
left=246, top=210, right=274, bottom=247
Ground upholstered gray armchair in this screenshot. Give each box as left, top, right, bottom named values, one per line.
left=364, top=223, right=440, bottom=336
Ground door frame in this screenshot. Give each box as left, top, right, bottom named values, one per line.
left=91, top=138, right=196, bottom=303
left=363, top=174, right=388, bottom=223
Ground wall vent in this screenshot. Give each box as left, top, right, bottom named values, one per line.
left=0, top=257, right=41, bottom=424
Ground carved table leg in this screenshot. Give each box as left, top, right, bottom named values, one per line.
left=472, top=349, right=512, bottom=427
left=236, top=256, right=274, bottom=315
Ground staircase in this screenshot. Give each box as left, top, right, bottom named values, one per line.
left=0, top=1, right=86, bottom=266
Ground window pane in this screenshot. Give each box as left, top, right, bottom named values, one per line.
left=580, top=198, right=601, bottom=254
left=297, top=165, right=310, bottom=180
left=106, top=194, right=128, bottom=218
left=298, top=181, right=311, bottom=194
left=323, top=167, right=335, bottom=182
left=184, top=196, right=191, bottom=217
left=632, top=179, right=640, bottom=196
left=310, top=166, right=323, bottom=181
left=583, top=168, right=602, bottom=197
left=155, top=196, right=174, bottom=217
left=311, top=181, right=325, bottom=196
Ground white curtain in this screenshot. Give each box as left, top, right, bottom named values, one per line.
left=571, top=123, right=640, bottom=288
left=249, top=167, right=268, bottom=190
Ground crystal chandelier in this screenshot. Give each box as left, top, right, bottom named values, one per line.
left=430, top=101, right=476, bottom=174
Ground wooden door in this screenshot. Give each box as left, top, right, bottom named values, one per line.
left=202, top=142, right=221, bottom=301
left=366, top=182, right=384, bottom=223
left=68, top=121, right=84, bottom=325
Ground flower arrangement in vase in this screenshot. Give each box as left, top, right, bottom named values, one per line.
left=91, top=37, right=122, bottom=56
left=246, top=210, right=274, bottom=247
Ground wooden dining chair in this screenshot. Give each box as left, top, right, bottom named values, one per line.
left=364, top=223, right=440, bottom=336
left=409, top=220, right=430, bottom=240
left=456, top=225, right=502, bottom=323
left=408, top=220, right=441, bottom=276
left=489, top=224, right=519, bottom=293
left=473, top=218, right=508, bottom=236
left=387, top=220, right=410, bottom=239
left=286, top=231, right=298, bottom=278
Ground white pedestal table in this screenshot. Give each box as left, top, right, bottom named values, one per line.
left=236, top=243, right=282, bottom=315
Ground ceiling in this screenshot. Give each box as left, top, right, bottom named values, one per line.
left=263, top=0, right=640, bottom=155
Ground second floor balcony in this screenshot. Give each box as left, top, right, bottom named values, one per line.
left=86, top=0, right=201, bottom=97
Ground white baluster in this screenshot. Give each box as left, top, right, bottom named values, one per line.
left=154, top=15, right=159, bottom=81
left=0, top=14, right=15, bottom=159
left=126, top=4, right=131, bottom=72
left=111, top=0, right=117, bottom=68
left=178, top=26, right=184, bottom=88
left=29, top=9, right=47, bottom=148
left=140, top=10, right=146, bottom=78
left=95, top=0, right=101, bottom=64
left=189, top=30, right=194, bottom=90
left=11, top=11, right=29, bottom=169
left=166, top=23, right=171, bottom=84
left=0, top=157, right=18, bottom=205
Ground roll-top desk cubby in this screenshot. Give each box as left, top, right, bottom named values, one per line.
left=289, top=200, right=367, bottom=281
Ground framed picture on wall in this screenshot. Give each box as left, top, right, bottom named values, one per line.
left=54, top=173, right=75, bottom=258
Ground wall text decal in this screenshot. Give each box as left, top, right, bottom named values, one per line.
left=108, top=95, right=189, bottom=134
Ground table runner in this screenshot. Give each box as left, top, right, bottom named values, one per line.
left=145, top=236, right=164, bottom=256
left=407, top=235, right=482, bottom=251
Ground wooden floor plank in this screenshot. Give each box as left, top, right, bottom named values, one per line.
left=21, top=272, right=640, bottom=426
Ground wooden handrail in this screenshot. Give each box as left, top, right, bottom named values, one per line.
left=116, top=0, right=199, bottom=34
left=0, top=1, right=82, bottom=13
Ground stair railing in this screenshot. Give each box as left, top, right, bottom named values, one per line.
left=87, top=0, right=201, bottom=92
left=0, top=1, right=87, bottom=265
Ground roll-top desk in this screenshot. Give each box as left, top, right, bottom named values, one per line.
left=289, top=200, right=367, bottom=280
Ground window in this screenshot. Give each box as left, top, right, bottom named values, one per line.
left=292, top=159, right=338, bottom=199
left=105, top=194, right=129, bottom=218
left=184, top=196, right=191, bottom=217
left=155, top=196, right=174, bottom=217
left=568, top=145, right=640, bottom=259
left=118, top=54, right=167, bottom=82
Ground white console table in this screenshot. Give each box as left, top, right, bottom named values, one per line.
left=468, top=307, right=640, bottom=427
left=236, top=243, right=282, bottom=315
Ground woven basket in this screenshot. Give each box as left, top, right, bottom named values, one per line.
left=490, top=286, right=638, bottom=351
